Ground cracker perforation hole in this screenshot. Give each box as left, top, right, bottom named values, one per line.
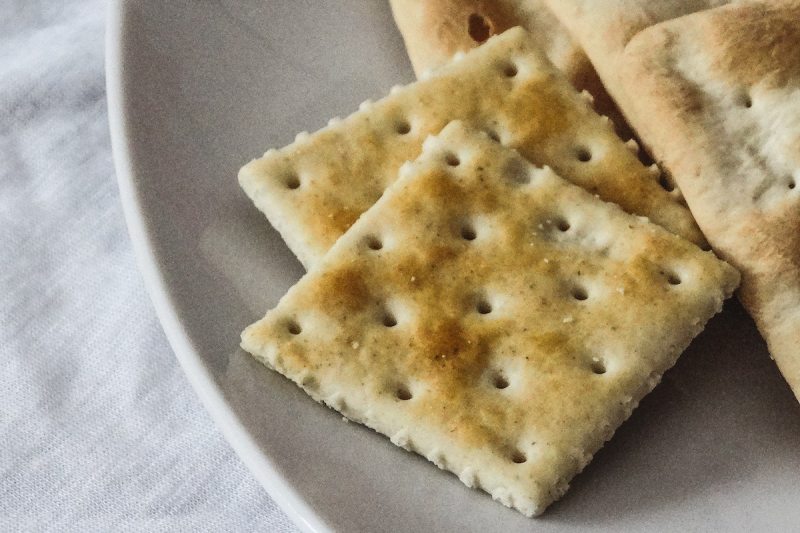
left=476, top=299, right=493, bottom=315
left=789, top=178, right=796, bottom=190
left=590, top=358, right=606, bottom=375
left=556, top=218, right=570, bottom=232
left=365, top=235, right=383, bottom=251
left=460, top=223, right=477, bottom=241
left=576, top=147, right=592, bottom=163
left=395, top=120, right=411, bottom=135
left=571, top=286, right=588, bottom=301
left=382, top=312, right=398, bottom=328
left=467, top=13, right=492, bottom=43
left=503, top=63, right=518, bottom=78
left=492, top=373, right=509, bottom=390
left=510, top=450, right=527, bottom=464
left=486, top=130, right=501, bottom=143
left=395, top=386, right=413, bottom=401
left=445, top=153, right=461, bottom=167
left=287, top=320, right=302, bottom=335
left=284, top=173, right=301, bottom=190
left=666, top=272, right=682, bottom=286
left=741, top=94, right=753, bottom=108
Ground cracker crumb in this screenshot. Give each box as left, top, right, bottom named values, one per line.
left=351, top=341, right=360, bottom=349
left=562, top=316, right=574, bottom=323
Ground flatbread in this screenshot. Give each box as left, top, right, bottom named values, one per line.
left=241, top=122, right=739, bottom=516
left=620, top=1, right=800, bottom=398
left=388, top=0, right=627, bottom=137
left=239, top=27, right=703, bottom=270
left=544, top=0, right=734, bottom=131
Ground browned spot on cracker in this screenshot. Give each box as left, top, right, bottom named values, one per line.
left=417, top=318, right=480, bottom=365
left=314, top=265, right=373, bottom=314
left=328, top=206, right=363, bottom=235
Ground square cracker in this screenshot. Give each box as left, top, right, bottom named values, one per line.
left=388, top=0, right=628, bottom=137
left=241, top=122, right=739, bottom=516
left=620, top=1, right=800, bottom=398
left=239, top=27, right=703, bottom=270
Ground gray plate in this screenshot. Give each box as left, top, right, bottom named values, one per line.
left=106, top=1, right=800, bottom=531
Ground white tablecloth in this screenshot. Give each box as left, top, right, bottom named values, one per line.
left=0, top=2, right=296, bottom=531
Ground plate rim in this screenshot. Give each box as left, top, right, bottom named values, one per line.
left=104, top=2, right=328, bottom=531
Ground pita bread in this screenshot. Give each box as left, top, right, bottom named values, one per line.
left=241, top=122, right=739, bottom=516
left=544, top=0, right=734, bottom=129
left=621, top=1, right=800, bottom=397
left=239, top=28, right=703, bottom=270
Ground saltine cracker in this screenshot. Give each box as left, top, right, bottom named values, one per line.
left=241, top=122, right=739, bottom=516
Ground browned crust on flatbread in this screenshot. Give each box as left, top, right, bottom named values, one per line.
left=621, top=0, right=800, bottom=396
left=543, top=0, right=733, bottom=131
